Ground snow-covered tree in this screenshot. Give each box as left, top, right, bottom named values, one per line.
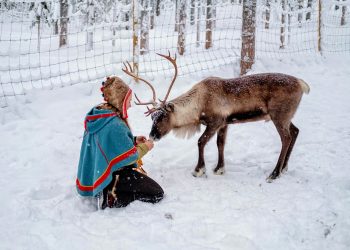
left=51, top=0, right=60, bottom=35
left=297, top=0, right=302, bottom=25
left=149, top=0, right=155, bottom=29
left=28, top=1, right=52, bottom=51
left=264, top=0, right=271, bottom=29
left=0, top=0, right=10, bottom=10
left=190, top=0, right=195, bottom=25
left=111, top=1, right=132, bottom=46
left=156, top=0, right=161, bottom=16
left=306, top=0, right=313, bottom=21
left=73, top=0, right=115, bottom=50
left=335, top=0, right=347, bottom=26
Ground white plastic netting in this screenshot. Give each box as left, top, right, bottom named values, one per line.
left=0, top=0, right=349, bottom=107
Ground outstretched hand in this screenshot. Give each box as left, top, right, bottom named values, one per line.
left=136, top=136, right=154, bottom=150
left=144, top=139, right=154, bottom=151
left=135, top=136, right=147, bottom=145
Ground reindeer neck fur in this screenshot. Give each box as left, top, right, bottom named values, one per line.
left=170, top=87, right=201, bottom=138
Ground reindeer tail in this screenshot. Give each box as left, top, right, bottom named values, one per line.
left=298, top=79, right=310, bottom=94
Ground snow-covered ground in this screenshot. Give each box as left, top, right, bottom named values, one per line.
left=1, top=55, right=350, bottom=250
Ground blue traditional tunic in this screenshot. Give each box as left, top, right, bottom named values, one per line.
left=76, top=107, right=139, bottom=197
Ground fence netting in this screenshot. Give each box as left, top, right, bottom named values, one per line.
left=0, top=0, right=349, bottom=107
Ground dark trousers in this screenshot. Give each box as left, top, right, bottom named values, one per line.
left=102, top=165, right=164, bottom=208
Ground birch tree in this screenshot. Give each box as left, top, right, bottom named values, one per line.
left=59, top=0, right=68, bottom=47
left=264, top=0, right=270, bottom=29
left=29, top=2, right=51, bottom=51
left=205, top=0, right=213, bottom=49
left=196, top=0, right=201, bottom=47
left=306, top=0, right=312, bottom=21
left=175, top=0, right=179, bottom=32
left=140, top=0, right=149, bottom=54
left=280, top=0, right=286, bottom=48
left=86, top=0, right=94, bottom=51
left=149, top=0, right=155, bottom=29
left=190, top=0, right=195, bottom=25
left=156, top=0, right=161, bottom=16
left=298, top=0, right=303, bottom=27
left=240, top=0, right=256, bottom=75
left=340, top=1, right=347, bottom=25
left=177, top=0, right=186, bottom=55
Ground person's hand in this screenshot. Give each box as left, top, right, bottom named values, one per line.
left=144, top=139, right=154, bottom=151
left=135, top=136, right=147, bottom=145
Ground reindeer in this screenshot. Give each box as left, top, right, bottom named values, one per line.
left=122, top=53, right=310, bottom=182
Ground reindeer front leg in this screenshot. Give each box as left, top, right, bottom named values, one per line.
left=193, top=124, right=220, bottom=177
left=214, top=125, right=228, bottom=175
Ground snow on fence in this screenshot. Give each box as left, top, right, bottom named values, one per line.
left=0, top=0, right=349, bottom=107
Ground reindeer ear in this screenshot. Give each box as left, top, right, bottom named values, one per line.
left=165, top=102, right=175, bottom=112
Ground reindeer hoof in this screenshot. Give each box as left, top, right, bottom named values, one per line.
left=266, top=176, right=275, bottom=183
left=214, top=167, right=225, bottom=175
left=282, top=164, right=288, bottom=174
left=266, top=172, right=280, bottom=183
left=192, top=168, right=206, bottom=177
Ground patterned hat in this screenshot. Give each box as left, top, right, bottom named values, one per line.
left=100, top=76, right=132, bottom=119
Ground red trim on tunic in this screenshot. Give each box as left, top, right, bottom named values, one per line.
left=122, top=89, right=132, bottom=119
left=84, top=113, right=117, bottom=130
left=76, top=146, right=138, bottom=192
left=96, top=136, right=109, bottom=164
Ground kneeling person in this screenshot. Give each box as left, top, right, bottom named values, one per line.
left=76, top=76, right=164, bottom=209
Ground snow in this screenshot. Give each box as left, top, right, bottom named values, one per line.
left=0, top=54, right=350, bottom=250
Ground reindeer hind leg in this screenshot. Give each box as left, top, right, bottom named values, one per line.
left=267, top=120, right=293, bottom=182
left=281, top=122, right=299, bottom=173
left=214, top=125, right=228, bottom=175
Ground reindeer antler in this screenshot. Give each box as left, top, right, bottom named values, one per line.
left=122, top=61, right=157, bottom=107
left=133, top=93, right=157, bottom=116
left=156, top=51, right=178, bottom=105
left=122, top=52, right=178, bottom=116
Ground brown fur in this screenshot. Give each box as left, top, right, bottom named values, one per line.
left=149, top=73, right=310, bottom=181
left=102, top=77, right=130, bottom=111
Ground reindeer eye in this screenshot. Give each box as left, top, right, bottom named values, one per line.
left=151, top=110, right=163, bottom=121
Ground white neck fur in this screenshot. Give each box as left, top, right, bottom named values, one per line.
left=170, top=88, right=201, bottom=139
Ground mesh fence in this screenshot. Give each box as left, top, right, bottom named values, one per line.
left=0, top=0, right=349, bottom=107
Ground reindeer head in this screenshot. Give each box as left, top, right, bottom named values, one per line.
left=122, top=52, right=178, bottom=141
left=148, top=102, right=175, bottom=140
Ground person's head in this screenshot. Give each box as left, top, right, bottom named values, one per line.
left=101, top=76, right=132, bottom=118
